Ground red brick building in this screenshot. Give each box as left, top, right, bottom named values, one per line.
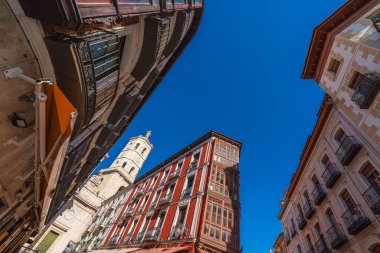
left=79, top=131, right=241, bottom=253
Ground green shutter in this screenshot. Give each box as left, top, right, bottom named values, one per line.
left=36, top=231, right=60, bottom=253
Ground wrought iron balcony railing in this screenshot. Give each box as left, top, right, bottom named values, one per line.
left=335, top=136, right=362, bottom=166
left=322, top=163, right=341, bottom=189
left=351, top=73, right=380, bottom=109
left=311, top=184, right=327, bottom=206
left=290, top=225, right=297, bottom=238
left=108, top=235, right=120, bottom=246
left=284, top=233, right=291, bottom=245
left=304, top=201, right=316, bottom=219
left=169, top=224, right=188, bottom=240
left=362, top=184, right=380, bottom=215
left=148, top=184, right=154, bottom=192
left=144, top=227, right=161, bottom=241
left=123, top=232, right=133, bottom=245
left=169, top=170, right=180, bottom=180
left=134, top=189, right=144, bottom=198
left=188, top=162, right=199, bottom=172
left=158, top=193, right=172, bottom=206
left=341, top=204, right=371, bottom=235
left=181, top=188, right=192, bottom=199
left=159, top=179, right=167, bottom=186
left=314, top=237, right=331, bottom=253
left=296, top=212, right=307, bottom=230
left=137, top=206, right=144, bottom=214
left=135, top=232, right=145, bottom=243
left=326, top=223, right=347, bottom=250
left=149, top=201, right=157, bottom=210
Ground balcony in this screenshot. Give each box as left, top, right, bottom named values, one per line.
left=137, top=206, right=144, bottom=214
left=311, top=184, right=327, bottom=206
left=135, top=232, right=145, bottom=243
left=341, top=204, right=371, bottom=235
left=326, top=223, right=348, bottom=250
left=123, top=232, right=133, bottom=245
left=362, top=185, right=380, bottom=215
left=134, top=189, right=144, bottom=198
left=148, top=185, right=154, bottom=192
left=144, top=227, right=161, bottom=242
left=181, top=188, right=192, bottom=199
left=351, top=73, right=380, bottom=109
left=159, top=179, right=167, bottom=186
left=304, top=201, right=316, bottom=219
left=158, top=193, right=172, bottom=206
left=149, top=201, right=157, bottom=210
left=314, top=237, right=332, bottom=253
left=108, top=235, right=120, bottom=246
left=290, top=225, right=297, bottom=238
left=188, top=162, right=199, bottom=172
left=169, top=224, right=188, bottom=240
left=284, top=233, right=291, bottom=245
left=296, top=212, right=307, bottom=230
left=322, top=163, right=341, bottom=189
left=169, top=170, right=180, bottom=180
left=335, top=136, right=362, bottom=166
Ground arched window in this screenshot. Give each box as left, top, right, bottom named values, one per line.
left=325, top=208, right=337, bottom=227
left=340, top=189, right=356, bottom=209
left=306, top=234, right=313, bottom=250
left=122, top=162, right=127, bottom=168
left=134, top=143, right=140, bottom=150
left=360, top=162, right=380, bottom=188
left=129, top=167, right=135, bottom=174
left=142, top=148, right=147, bottom=156
left=334, top=128, right=347, bottom=146
left=321, top=154, right=331, bottom=168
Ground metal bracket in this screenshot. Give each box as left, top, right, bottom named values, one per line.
left=3, top=67, right=53, bottom=85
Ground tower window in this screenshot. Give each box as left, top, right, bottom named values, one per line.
left=142, top=148, right=147, bottom=155
left=135, top=143, right=140, bottom=150
left=129, top=167, right=135, bottom=174
left=122, top=162, right=127, bottom=168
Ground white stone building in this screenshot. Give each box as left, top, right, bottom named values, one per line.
left=24, top=132, right=153, bottom=253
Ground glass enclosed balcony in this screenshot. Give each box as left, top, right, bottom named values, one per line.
left=351, top=73, right=380, bottom=109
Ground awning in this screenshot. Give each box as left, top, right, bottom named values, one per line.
left=37, top=82, right=77, bottom=227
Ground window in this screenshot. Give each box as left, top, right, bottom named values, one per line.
left=217, top=206, right=222, bottom=224
left=228, top=211, right=232, bottom=229
left=212, top=205, right=217, bottom=223
left=348, top=70, right=361, bottom=89
left=176, top=206, right=187, bottom=226
left=360, top=162, right=380, bottom=188
left=134, top=143, right=140, bottom=150
left=223, top=210, right=227, bottom=227
left=340, top=189, right=356, bottom=209
left=215, top=228, right=220, bottom=240
left=297, top=245, right=302, bottom=253
left=122, top=162, right=127, bottom=168
left=328, top=58, right=341, bottom=76
left=210, top=226, right=215, bottom=237
left=177, top=161, right=183, bottom=171
left=157, top=212, right=166, bottom=230
left=334, top=129, right=347, bottom=146
left=206, top=202, right=211, bottom=220
left=192, top=152, right=200, bottom=165
left=129, top=167, right=135, bottom=174
left=142, top=148, right=147, bottom=156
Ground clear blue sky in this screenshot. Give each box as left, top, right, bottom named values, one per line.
left=96, top=0, right=345, bottom=252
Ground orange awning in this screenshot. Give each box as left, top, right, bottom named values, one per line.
left=44, top=83, right=76, bottom=156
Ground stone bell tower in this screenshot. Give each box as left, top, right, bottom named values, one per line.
left=95, top=131, right=153, bottom=199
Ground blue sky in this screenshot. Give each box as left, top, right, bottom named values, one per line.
left=96, top=0, right=346, bottom=252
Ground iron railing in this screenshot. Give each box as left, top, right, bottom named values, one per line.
left=341, top=204, right=371, bottom=235
left=321, top=163, right=341, bottom=189
left=304, top=200, right=316, bottom=219
left=335, top=136, right=362, bottom=166
left=169, top=224, right=188, bottom=240
left=326, top=223, right=347, bottom=250
left=144, top=227, right=161, bottom=241
left=311, top=184, right=327, bottom=206
left=296, top=212, right=307, bottom=230
left=314, top=237, right=331, bottom=253
left=362, top=184, right=380, bottom=215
